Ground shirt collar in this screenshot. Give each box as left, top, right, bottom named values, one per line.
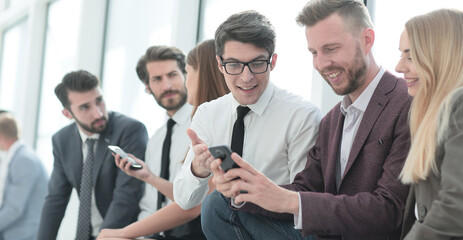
left=78, top=128, right=100, bottom=144
left=4, top=140, right=22, bottom=163
left=167, top=102, right=193, bottom=125
left=231, top=81, right=274, bottom=116
left=340, top=67, right=385, bottom=115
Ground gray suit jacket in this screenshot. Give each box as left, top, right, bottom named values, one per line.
left=401, top=88, right=463, bottom=240
left=38, top=111, right=148, bottom=240
left=242, top=71, right=412, bottom=240
left=0, top=143, right=48, bottom=240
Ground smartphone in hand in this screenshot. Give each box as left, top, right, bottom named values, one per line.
left=108, top=145, right=142, bottom=170
left=208, top=145, right=237, bottom=172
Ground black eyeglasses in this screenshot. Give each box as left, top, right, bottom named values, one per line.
left=220, top=55, right=273, bottom=75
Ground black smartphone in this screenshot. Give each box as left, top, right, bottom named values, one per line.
left=108, top=145, right=142, bottom=170
left=208, top=145, right=237, bottom=172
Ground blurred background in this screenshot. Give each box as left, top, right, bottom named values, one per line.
left=0, top=0, right=462, bottom=238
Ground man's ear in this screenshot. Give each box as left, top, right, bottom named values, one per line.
left=144, top=83, right=151, bottom=94
left=216, top=55, right=225, bottom=74
left=362, top=28, right=375, bottom=54
left=62, top=108, right=73, bottom=120
left=269, top=53, right=278, bottom=71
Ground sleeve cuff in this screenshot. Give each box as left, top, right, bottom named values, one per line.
left=293, top=192, right=303, bottom=229
left=231, top=198, right=246, bottom=208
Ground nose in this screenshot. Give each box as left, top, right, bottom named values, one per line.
left=240, top=65, right=254, bottom=82
left=162, top=78, right=173, bottom=92
left=92, top=105, right=103, bottom=118
left=314, top=53, right=331, bottom=72
left=395, top=58, right=406, bottom=74
left=164, top=78, right=173, bottom=90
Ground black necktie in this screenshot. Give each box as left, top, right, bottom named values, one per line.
left=76, top=138, right=95, bottom=240
left=231, top=106, right=251, bottom=156
left=157, top=118, right=176, bottom=210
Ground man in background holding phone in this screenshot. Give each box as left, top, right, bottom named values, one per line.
left=127, top=45, right=204, bottom=239
left=37, top=70, right=148, bottom=240
left=173, top=10, right=321, bottom=218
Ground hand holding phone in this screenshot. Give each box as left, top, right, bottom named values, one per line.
left=208, top=145, right=237, bottom=172
left=108, top=145, right=142, bottom=170
left=209, top=145, right=247, bottom=194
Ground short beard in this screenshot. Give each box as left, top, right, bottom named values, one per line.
left=70, top=110, right=108, bottom=134
left=324, top=45, right=367, bottom=96
left=152, top=88, right=187, bottom=111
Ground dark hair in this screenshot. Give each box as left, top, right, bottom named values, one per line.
left=296, top=0, right=373, bottom=35
left=186, top=39, right=230, bottom=115
left=136, top=46, right=186, bottom=84
left=215, top=10, right=276, bottom=57
left=54, top=70, right=100, bottom=108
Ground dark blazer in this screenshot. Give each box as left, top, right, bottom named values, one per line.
left=0, top=144, right=48, bottom=240
left=401, top=88, right=463, bottom=240
left=37, top=111, right=148, bottom=240
left=243, top=71, right=412, bottom=240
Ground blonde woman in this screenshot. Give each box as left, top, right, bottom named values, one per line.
left=396, top=9, right=463, bottom=240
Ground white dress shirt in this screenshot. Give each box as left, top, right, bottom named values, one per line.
left=0, top=140, right=21, bottom=207
left=138, top=103, right=193, bottom=220
left=78, top=130, right=103, bottom=237
left=294, top=67, right=385, bottom=229
left=174, top=82, right=321, bottom=210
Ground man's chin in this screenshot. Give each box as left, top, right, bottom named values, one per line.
left=91, top=124, right=107, bottom=133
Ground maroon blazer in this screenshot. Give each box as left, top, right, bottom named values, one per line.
left=243, top=71, right=412, bottom=240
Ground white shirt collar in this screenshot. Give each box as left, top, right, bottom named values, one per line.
left=167, top=103, right=193, bottom=125
left=78, top=128, right=100, bottom=144
left=0, top=140, right=23, bottom=206
left=4, top=140, right=22, bottom=160
left=231, top=81, right=275, bottom=116
left=341, top=67, right=385, bottom=115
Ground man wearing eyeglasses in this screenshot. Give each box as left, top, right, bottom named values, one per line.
left=173, top=10, right=321, bottom=221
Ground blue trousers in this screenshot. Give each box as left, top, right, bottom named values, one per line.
left=201, top=190, right=315, bottom=240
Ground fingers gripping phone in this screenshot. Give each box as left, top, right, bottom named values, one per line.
left=108, top=145, right=142, bottom=170
left=209, top=145, right=247, bottom=193
left=208, top=145, right=237, bottom=172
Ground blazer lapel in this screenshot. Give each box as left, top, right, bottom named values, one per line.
left=342, top=73, right=394, bottom=180
left=92, top=112, right=113, bottom=185
left=69, top=125, right=84, bottom=189
left=326, top=109, right=345, bottom=194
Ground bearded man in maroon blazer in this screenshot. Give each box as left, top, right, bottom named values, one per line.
left=200, top=1, right=411, bottom=240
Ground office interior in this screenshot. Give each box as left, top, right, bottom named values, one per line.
left=0, top=0, right=462, bottom=238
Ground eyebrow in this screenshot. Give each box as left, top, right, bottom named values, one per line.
left=399, top=48, right=410, bottom=53
left=77, top=102, right=89, bottom=109
left=308, top=43, right=340, bottom=53
left=222, top=54, right=269, bottom=62
left=151, top=70, right=178, bottom=79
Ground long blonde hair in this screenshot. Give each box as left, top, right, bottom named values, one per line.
left=401, top=9, right=463, bottom=184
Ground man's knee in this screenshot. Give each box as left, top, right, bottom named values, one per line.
left=202, top=190, right=227, bottom=216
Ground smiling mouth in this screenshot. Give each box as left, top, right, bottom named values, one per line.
left=238, top=85, right=257, bottom=91
left=325, top=71, right=342, bottom=80
left=405, top=78, right=419, bottom=84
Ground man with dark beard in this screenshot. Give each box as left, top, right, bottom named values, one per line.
left=123, top=46, right=201, bottom=239
left=37, top=70, right=148, bottom=240
left=203, top=0, right=412, bottom=240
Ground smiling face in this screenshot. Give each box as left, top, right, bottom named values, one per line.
left=145, top=60, right=187, bottom=116
left=217, top=41, right=276, bottom=105
left=62, top=88, right=108, bottom=136
left=306, top=13, right=370, bottom=101
left=395, top=29, right=420, bottom=97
